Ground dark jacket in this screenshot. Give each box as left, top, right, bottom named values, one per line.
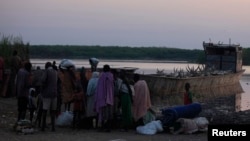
left=41, top=67, right=58, bottom=98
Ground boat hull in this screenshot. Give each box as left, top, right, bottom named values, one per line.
left=140, top=70, right=245, bottom=106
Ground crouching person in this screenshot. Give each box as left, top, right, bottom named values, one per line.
left=41, top=62, right=58, bottom=132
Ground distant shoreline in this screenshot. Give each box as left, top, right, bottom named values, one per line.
left=30, top=58, right=188, bottom=63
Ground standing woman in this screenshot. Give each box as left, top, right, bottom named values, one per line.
left=85, top=71, right=99, bottom=128
left=59, top=66, right=76, bottom=111
left=119, top=71, right=133, bottom=131
left=132, top=73, right=154, bottom=126
left=94, top=64, right=114, bottom=132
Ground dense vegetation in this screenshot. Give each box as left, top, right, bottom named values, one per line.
left=29, top=45, right=250, bottom=66
left=0, top=34, right=30, bottom=68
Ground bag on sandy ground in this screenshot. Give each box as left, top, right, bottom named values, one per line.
left=136, top=120, right=163, bottom=135
left=193, top=117, right=209, bottom=131
left=56, top=111, right=73, bottom=126
left=14, top=119, right=34, bottom=135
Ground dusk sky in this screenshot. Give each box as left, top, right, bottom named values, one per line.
left=1, top=0, right=250, bottom=49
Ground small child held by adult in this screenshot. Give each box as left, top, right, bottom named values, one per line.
left=28, top=88, right=37, bottom=123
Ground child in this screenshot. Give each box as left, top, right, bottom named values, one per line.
left=184, top=82, right=193, bottom=105
left=28, top=88, right=36, bottom=123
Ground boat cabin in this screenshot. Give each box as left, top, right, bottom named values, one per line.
left=203, top=42, right=243, bottom=73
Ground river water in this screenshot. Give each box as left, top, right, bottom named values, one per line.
left=30, top=59, right=250, bottom=111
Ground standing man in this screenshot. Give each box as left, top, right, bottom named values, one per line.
left=41, top=62, right=58, bottom=131
left=16, top=61, right=32, bottom=121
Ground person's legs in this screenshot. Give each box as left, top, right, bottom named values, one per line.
left=50, top=110, right=56, bottom=131
left=35, top=108, right=43, bottom=128
left=17, top=97, right=28, bottom=121
left=41, top=98, right=49, bottom=131
left=50, top=98, right=57, bottom=131
left=41, top=109, right=47, bottom=131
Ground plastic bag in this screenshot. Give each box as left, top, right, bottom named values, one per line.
left=193, top=117, right=209, bottom=131
left=55, top=111, right=73, bottom=126
left=136, top=120, right=163, bottom=135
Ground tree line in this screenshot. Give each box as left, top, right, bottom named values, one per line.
left=29, top=45, right=250, bottom=66
left=29, top=45, right=205, bottom=63
left=1, top=32, right=250, bottom=66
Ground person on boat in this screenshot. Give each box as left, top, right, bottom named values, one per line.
left=184, top=82, right=193, bottom=105
left=94, top=64, right=114, bottom=132
left=132, top=73, right=155, bottom=127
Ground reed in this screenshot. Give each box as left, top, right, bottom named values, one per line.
left=0, top=33, right=30, bottom=68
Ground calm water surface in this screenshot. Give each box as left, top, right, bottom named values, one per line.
left=31, top=59, right=250, bottom=111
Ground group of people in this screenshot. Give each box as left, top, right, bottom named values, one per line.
left=16, top=61, right=59, bottom=131
left=86, top=64, right=156, bottom=132
left=14, top=58, right=155, bottom=133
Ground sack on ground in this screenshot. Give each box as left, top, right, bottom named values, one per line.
left=56, top=111, right=73, bottom=126
left=14, top=119, right=34, bottom=134
left=136, top=120, right=163, bottom=135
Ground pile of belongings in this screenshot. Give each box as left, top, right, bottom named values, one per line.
left=161, top=103, right=202, bottom=127
left=170, top=117, right=209, bottom=134
left=160, top=103, right=209, bottom=134
left=56, top=111, right=73, bottom=127
left=13, top=119, right=34, bottom=135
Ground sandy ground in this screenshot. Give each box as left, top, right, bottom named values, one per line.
left=0, top=97, right=207, bottom=141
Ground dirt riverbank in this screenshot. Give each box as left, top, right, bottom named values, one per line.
left=0, top=97, right=207, bottom=141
